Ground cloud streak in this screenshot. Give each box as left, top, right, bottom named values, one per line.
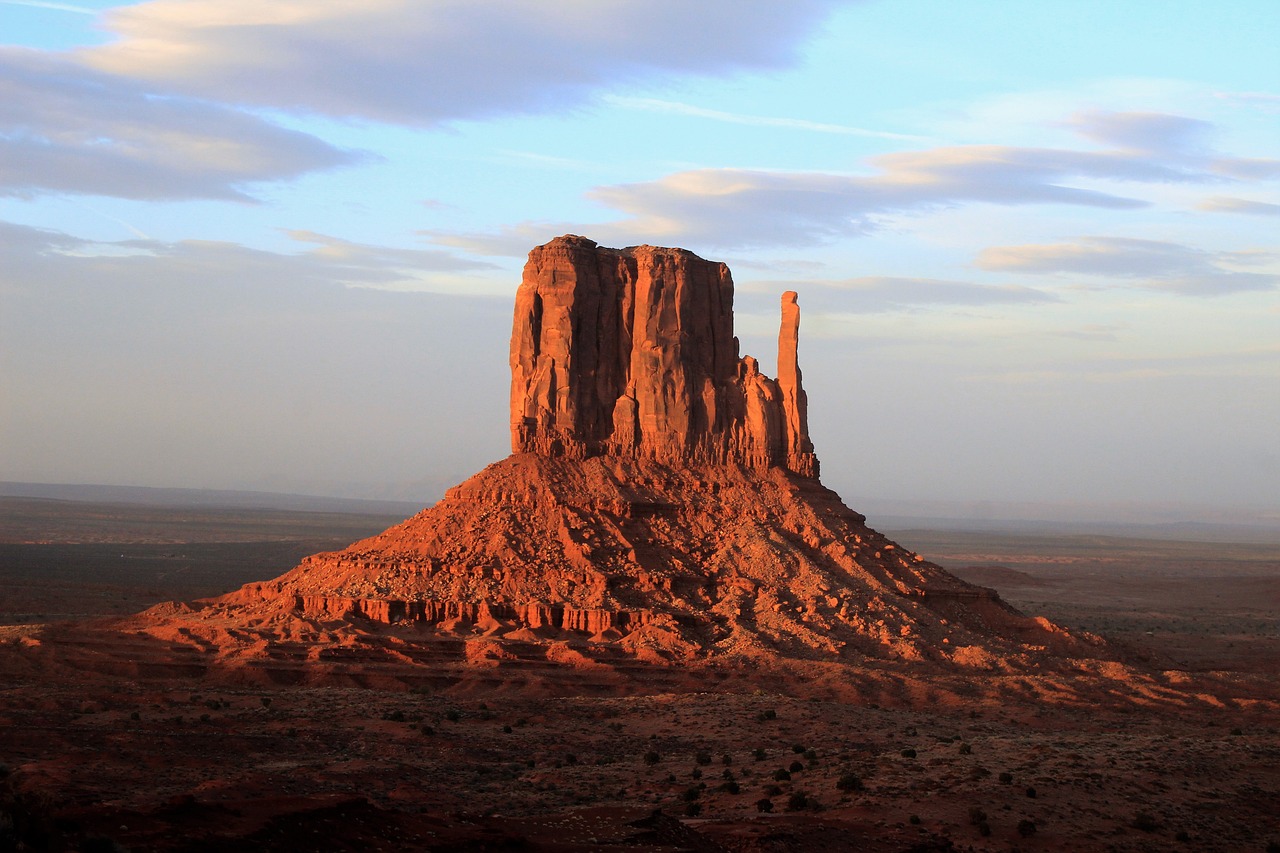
left=0, top=48, right=364, bottom=200
left=753, top=276, right=1060, bottom=314
left=603, top=96, right=923, bottom=141
left=440, top=110, right=1278, bottom=253
left=1196, top=197, right=1280, bottom=216
left=80, top=0, right=849, bottom=126
left=976, top=236, right=1280, bottom=296
left=0, top=219, right=498, bottom=294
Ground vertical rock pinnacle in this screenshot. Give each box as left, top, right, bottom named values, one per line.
left=777, top=291, right=818, bottom=478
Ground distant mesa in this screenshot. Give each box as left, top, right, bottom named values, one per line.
left=126, top=235, right=1106, bottom=680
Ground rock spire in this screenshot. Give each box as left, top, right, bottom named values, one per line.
left=510, top=235, right=818, bottom=477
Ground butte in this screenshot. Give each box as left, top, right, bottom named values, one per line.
left=129, top=235, right=1105, bottom=686
left=122, top=235, right=1114, bottom=692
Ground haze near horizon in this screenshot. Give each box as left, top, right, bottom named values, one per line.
left=2, top=0, right=1277, bottom=523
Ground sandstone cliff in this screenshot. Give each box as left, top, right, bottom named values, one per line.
left=510, top=236, right=818, bottom=478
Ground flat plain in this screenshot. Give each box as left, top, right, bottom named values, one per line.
left=1, top=496, right=1278, bottom=852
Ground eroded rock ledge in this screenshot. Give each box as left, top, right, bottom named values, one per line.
left=510, top=235, right=818, bottom=477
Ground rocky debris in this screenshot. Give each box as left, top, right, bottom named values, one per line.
left=510, top=235, right=817, bottom=477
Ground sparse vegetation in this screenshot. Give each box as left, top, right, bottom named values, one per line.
left=836, top=772, right=863, bottom=792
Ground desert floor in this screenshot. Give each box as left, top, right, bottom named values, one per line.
left=1, top=495, right=1277, bottom=852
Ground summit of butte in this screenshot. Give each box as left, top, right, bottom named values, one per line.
left=110, top=234, right=1116, bottom=688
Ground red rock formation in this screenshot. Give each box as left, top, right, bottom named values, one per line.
left=510, top=235, right=817, bottom=477
left=152, top=235, right=1106, bottom=675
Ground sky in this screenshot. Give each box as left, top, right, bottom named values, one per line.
left=2, top=0, right=1277, bottom=525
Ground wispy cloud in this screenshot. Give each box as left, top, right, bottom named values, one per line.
left=79, top=0, right=851, bottom=126
left=438, top=110, right=1277, bottom=253
left=0, top=219, right=498, bottom=294
left=976, top=236, right=1279, bottom=296
left=602, top=95, right=923, bottom=141
left=0, top=48, right=365, bottom=200
left=1214, top=90, right=1280, bottom=114
left=1, top=0, right=94, bottom=13
left=1196, top=196, right=1280, bottom=216
left=754, top=275, right=1060, bottom=314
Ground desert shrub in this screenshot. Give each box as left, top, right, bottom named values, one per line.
left=564, top=754, right=577, bottom=765
left=786, top=791, right=809, bottom=811
left=690, top=768, right=702, bottom=780
left=1025, top=786, right=1037, bottom=798
left=502, top=725, right=512, bottom=734
left=643, top=751, right=660, bottom=766
left=683, top=801, right=702, bottom=817
left=1175, top=830, right=1190, bottom=842
left=719, top=780, right=741, bottom=795
left=998, top=771, right=1013, bottom=784
left=1133, top=812, right=1159, bottom=832
left=900, top=748, right=916, bottom=759
left=909, top=814, right=921, bottom=825
left=836, top=772, right=863, bottom=792
left=968, top=807, right=987, bottom=825
left=903, top=726, right=917, bottom=736
left=682, top=786, right=701, bottom=802
left=382, top=710, right=406, bottom=722
left=977, top=821, right=991, bottom=837
left=789, top=761, right=804, bottom=773
left=444, top=709, right=461, bottom=722
left=420, top=725, right=435, bottom=736
left=722, top=753, right=732, bottom=766
left=755, top=798, right=774, bottom=813
left=803, top=749, right=817, bottom=761
left=772, top=768, right=791, bottom=781
left=958, top=742, right=972, bottom=755
left=129, top=711, right=140, bottom=721
left=1017, top=819, right=1037, bottom=837
left=695, top=751, right=712, bottom=765
left=791, top=744, right=806, bottom=754
left=753, top=748, right=767, bottom=761
left=259, top=697, right=272, bottom=709
left=763, top=785, right=783, bottom=797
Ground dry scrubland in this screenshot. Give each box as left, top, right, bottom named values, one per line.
left=1, top=497, right=1278, bottom=852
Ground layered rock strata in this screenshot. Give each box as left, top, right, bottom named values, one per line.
left=510, top=235, right=818, bottom=477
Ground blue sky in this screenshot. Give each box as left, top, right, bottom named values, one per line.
left=2, top=0, right=1277, bottom=523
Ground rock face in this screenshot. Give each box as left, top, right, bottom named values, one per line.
left=510, top=235, right=818, bottom=478
left=161, top=235, right=1103, bottom=675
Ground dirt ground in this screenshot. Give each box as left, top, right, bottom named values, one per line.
left=1, top=498, right=1278, bottom=852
